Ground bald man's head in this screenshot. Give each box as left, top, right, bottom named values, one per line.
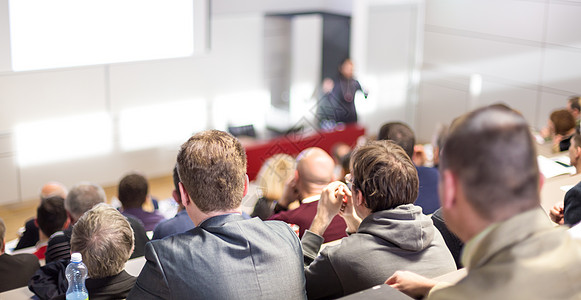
left=41, top=182, right=68, bottom=200
left=295, top=148, right=335, bottom=197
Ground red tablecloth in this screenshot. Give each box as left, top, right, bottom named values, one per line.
left=243, top=124, right=366, bottom=181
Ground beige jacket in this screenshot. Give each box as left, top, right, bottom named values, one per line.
left=429, top=207, right=581, bottom=300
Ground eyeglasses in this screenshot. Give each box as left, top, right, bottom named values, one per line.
left=345, top=173, right=353, bottom=190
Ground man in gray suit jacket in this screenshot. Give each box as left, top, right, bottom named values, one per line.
left=128, top=130, right=306, bottom=300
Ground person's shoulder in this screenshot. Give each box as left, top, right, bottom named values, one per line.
left=416, top=166, right=440, bottom=176
left=6, top=252, right=40, bottom=265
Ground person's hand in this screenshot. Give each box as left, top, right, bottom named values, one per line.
left=310, top=181, right=347, bottom=236
left=322, top=78, right=334, bottom=94
left=385, top=271, right=437, bottom=299
left=550, top=202, right=565, bottom=225
left=278, top=176, right=299, bottom=210
left=337, top=185, right=362, bottom=233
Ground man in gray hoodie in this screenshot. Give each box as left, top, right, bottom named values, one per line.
left=302, top=140, right=456, bottom=299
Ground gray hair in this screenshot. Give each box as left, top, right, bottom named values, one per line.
left=71, top=203, right=134, bottom=279
left=65, top=182, right=106, bottom=222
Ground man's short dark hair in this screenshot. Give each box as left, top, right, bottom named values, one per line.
left=36, top=196, right=67, bottom=237
left=377, top=122, right=415, bottom=159
left=118, top=173, right=149, bottom=209
left=440, top=106, right=539, bottom=221
left=177, top=130, right=247, bottom=213
left=351, top=140, right=419, bottom=212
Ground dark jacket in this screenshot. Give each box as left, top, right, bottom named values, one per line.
left=0, top=253, right=40, bottom=292
left=29, top=258, right=136, bottom=300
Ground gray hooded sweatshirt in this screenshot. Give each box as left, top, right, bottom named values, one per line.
left=302, top=204, right=456, bottom=299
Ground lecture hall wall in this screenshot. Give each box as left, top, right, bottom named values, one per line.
left=0, top=0, right=579, bottom=204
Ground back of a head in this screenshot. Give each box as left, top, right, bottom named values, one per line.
left=351, top=140, right=419, bottom=212
left=71, top=203, right=134, bottom=279
left=256, top=154, right=296, bottom=201
left=378, top=122, right=415, bottom=159
left=118, top=173, right=149, bottom=209
left=550, top=109, right=575, bottom=135
left=296, top=148, right=335, bottom=193
left=177, top=130, right=247, bottom=213
left=40, top=182, right=68, bottom=200
left=36, top=196, right=67, bottom=237
left=65, top=183, right=106, bottom=222
left=441, top=106, right=539, bottom=221
left=0, top=217, right=5, bottom=251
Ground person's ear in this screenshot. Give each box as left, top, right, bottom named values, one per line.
left=178, top=182, right=191, bottom=207
left=441, top=170, right=457, bottom=210
left=354, top=189, right=365, bottom=207
left=243, top=175, right=249, bottom=197
left=538, top=172, right=545, bottom=192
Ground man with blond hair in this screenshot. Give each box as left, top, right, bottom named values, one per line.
left=128, top=130, right=306, bottom=299
left=30, top=203, right=136, bottom=299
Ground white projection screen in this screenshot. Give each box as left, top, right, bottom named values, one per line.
left=8, top=0, right=208, bottom=71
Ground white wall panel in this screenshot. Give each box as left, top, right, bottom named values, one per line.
left=109, top=15, right=264, bottom=116
left=416, top=82, right=468, bottom=142
left=477, top=80, right=538, bottom=127
left=423, top=32, right=543, bottom=85
left=425, top=0, right=545, bottom=42
left=18, top=147, right=178, bottom=201
left=0, top=67, right=107, bottom=132
left=536, top=92, right=570, bottom=131
left=546, top=2, right=581, bottom=48
left=0, top=156, right=19, bottom=204
left=0, top=0, right=11, bottom=73
left=542, top=47, right=581, bottom=94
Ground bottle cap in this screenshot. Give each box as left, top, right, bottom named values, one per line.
left=71, top=252, right=82, bottom=262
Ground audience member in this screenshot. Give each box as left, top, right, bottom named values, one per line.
left=34, top=196, right=69, bottom=260
left=250, top=153, right=297, bottom=220
left=0, top=217, right=40, bottom=292
left=15, top=182, right=68, bottom=250
left=152, top=165, right=195, bottom=239
left=128, top=130, right=306, bottom=299
left=542, top=109, right=576, bottom=152
left=386, top=106, right=581, bottom=299
left=45, top=182, right=148, bottom=263
left=567, top=95, right=581, bottom=133
left=302, top=140, right=455, bottom=299
left=30, top=203, right=136, bottom=300
left=551, top=134, right=581, bottom=226
left=431, top=124, right=448, bottom=168
left=118, top=173, right=166, bottom=232
left=268, top=147, right=347, bottom=242
left=331, top=142, right=352, bottom=180
left=378, top=122, right=440, bottom=214
left=430, top=208, right=463, bottom=269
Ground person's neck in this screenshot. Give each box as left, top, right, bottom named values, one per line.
left=192, top=209, right=241, bottom=226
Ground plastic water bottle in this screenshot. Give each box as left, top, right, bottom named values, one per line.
left=65, top=252, right=89, bottom=300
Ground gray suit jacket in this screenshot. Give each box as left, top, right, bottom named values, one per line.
left=127, top=213, right=306, bottom=300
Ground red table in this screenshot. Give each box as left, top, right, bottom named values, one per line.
left=243, top=124, right=366, bottom=181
